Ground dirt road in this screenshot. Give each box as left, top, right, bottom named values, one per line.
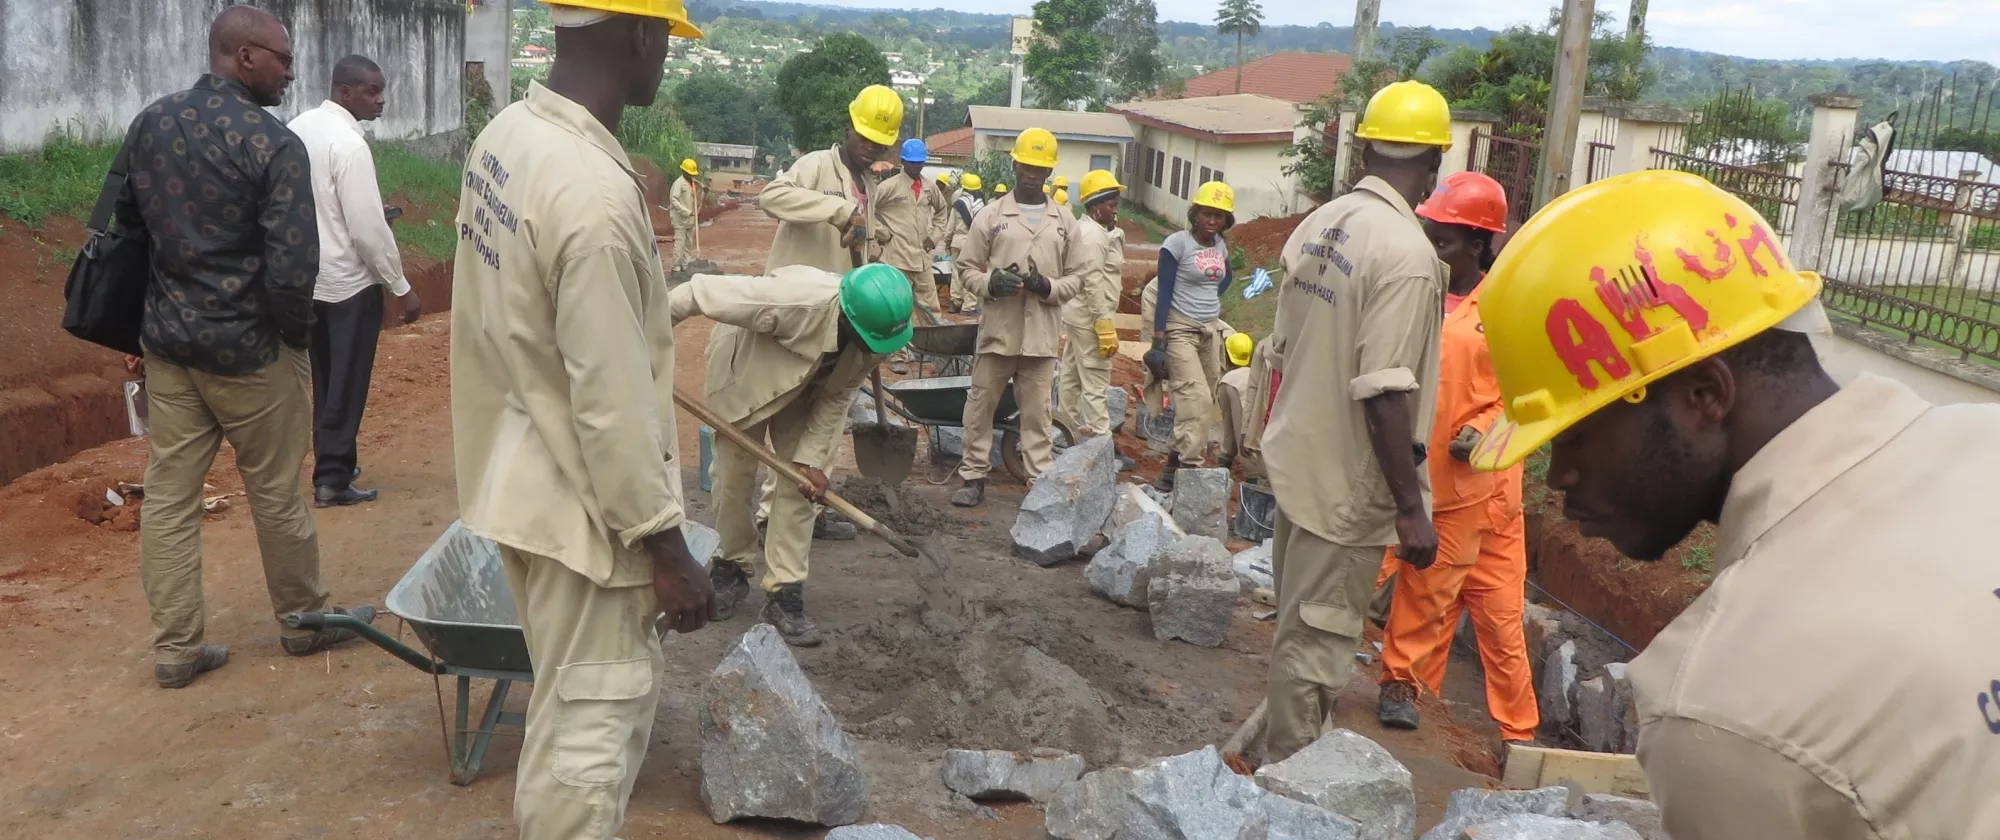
left=0, top=207, right=1498, bottom=839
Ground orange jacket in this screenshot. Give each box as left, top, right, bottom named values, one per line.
left=1428, top=283, right=1505, bottom=512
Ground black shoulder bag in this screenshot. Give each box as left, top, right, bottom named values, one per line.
left=62, top=144, right=152, bottom=357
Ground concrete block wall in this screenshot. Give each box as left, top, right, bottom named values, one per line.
left=0, top=0, right=465, bottom=154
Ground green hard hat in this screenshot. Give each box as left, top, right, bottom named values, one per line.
left=838, top=264, right=915, bottom=354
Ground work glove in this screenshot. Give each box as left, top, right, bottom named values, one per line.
left=1143, top=338, right=1169, bottom=382
left=989, top=266, right=1024, bottom=298
left=1022, top=267, right=1052, bottom=298
left=1093, top=319, right=1120, bottom=358
left=1448, top=425, right=1483, bottom=463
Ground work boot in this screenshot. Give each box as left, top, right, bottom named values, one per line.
left=951, top=477, right=985, bottom=508
left=1377, top=680, right=1421, bottom=730
left=1154, top=454, right=1182, bottom=492
left=761, top=583, right=823, bottom=647
left=315, top=484, right=379, bottom=508
left=155, top=644, right=229, bottom=689
left=813, top=511, right=857, bottom=541
left=709, top=560, right=753, bottom=621
left=281, top=604, right=378, bottom=656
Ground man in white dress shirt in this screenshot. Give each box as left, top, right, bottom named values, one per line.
left=288, top=55, right=423, bottom=507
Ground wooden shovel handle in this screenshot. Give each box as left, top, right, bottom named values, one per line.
left=673, top=387, right=917, bottom=557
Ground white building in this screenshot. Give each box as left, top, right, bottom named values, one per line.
left=1110, top=94, right=1307, bottom=223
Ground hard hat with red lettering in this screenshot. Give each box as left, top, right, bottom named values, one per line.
left=546, top=0, right=703, bottom=38
left=1469, top=170, right=1824, bottom=472
left=1355, top=80, right=1452, bottom=149
left=1415, top=171, right=1507, bottom=233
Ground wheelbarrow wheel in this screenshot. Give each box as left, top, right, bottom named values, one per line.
left=1001, top=428, right=1029, bottom=484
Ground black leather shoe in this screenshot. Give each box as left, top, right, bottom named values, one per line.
left=282, top=605, right=378, bottom=656
left=709, top=560, right=753, bottom=621
left=315, top=485, right=379, bottom=508
left=156, top=644, right=229, bottom=688
left=762, top=584, right=823, bottom=647
left=1378, top=680, right=1421, bottom=730
left=951, top=478, right=985, bottom=508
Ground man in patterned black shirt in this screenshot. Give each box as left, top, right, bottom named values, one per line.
left=115, top=5, right=377, bottom=689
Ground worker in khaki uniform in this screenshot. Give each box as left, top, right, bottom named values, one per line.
left=945, top=173, right=985, bottom=313
left=1144, top=181, right=1238, bottom=488
left=753, top=83, right=903, bottom=540
left=670, top=264, right=914, bottom=647
left=1214, top=333, right=1256, bottom=471
left=448, top=4, right=715, bottom=838
left=1055, top=169, right=1127, bottom=440
left=668, top=157, right=700, bottom=269
left=950, top=128, right=1088, bottom=507
left=1260, top=81, right=1452, bottom=763
left=875, top=138, right=944, bottom=315
left=1370, top=172, right=1537, bottom=744
left=1472, top=169, right=2000, bottom=839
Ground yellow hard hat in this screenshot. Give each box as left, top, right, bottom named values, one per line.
left=1192, top=181, right=1235, bottom=214
left=1226, top=332, right=1254, bottom=367
left=1011, top=128, right=1059, bottom=168
left=961, top=172, right=984, bottom=192
left=545, top=0, right=703, bottom=38
left=679, top=158, right=699, bottom=175
left=1469, top=170, right=1823, bottom=472
left=1052, top=176, right=1068, bottom=187
left=1355, top=80, right=1453, bottom=149
left=994, top=183, right=1010, bottom=195
left=849, top=84, right=905, bottom=146
left=1079, top=169, right=1124, bottom=205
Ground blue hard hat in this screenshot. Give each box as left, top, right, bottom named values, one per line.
left=899, top=138, right=928, bottom=163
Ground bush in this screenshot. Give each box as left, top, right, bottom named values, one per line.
left=618, top=104, right=698, bottom=174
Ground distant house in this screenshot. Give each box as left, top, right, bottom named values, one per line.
left=519, top=44, right=549, bottom=59
left=1173, top=52, right=1352, bottom=105
left=1111, top=94, right=1305, bottom=223
left=965, top=105, right=1136, bottom=202
left=890, top=70, right=925, bottom=89
left=695, top=142, right=759, bottom=187
left=923, top=126, right=976, bottom=167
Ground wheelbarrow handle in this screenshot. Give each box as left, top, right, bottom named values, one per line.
left=283, top=611, right=440, bottom=674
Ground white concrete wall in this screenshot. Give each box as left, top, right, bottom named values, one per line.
left=0, top=0, right=465, bottom=154
left=972, top=131, right=1124, bottom=203
left=1775, top=230, right=2000, bottom=290
left=1812, top=326, right=2000, bottom=406
left=1128, top=126, right=1300, bottom=223
left=464, top=0, right=510, bottom=110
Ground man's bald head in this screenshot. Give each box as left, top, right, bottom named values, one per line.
left=209, top=5, right=295, bottom=107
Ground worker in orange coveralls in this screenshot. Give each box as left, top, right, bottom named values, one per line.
left=1371, top=172, right=1539, bottom=744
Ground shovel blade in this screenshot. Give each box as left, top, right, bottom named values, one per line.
left=852, top=422, right=918, bottom=484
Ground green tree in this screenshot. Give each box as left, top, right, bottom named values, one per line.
left=1100, top=0, right=1165, bottom=103
left=966, top=150, right=1017, bottom=195
left=1214, top=0, right=1263, bottom=95
left=1340, top=26, right=1444, bottom=105
left=775, top=33, right=891, bottom=151
left=1023, top=0, right=1110, bottom=109
left=1423, top=8, right=1654, bottom=140
left=673, top=71, right=790, bottom=161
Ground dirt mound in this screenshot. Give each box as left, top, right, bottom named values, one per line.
left=835, top=475, right=961, bottom=536
left=1232, top=212, right=1307, bottom=270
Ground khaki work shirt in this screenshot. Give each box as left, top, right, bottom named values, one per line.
left=873, top=171, right=940, bottom=275
left=1630, top=374, right=2000, bottom=840
left=667, top=265, right=880, bottom=471
left=1062, top=219, right=1125, bottom=329
left=761, top=145, right=875, bottom=273
left=450, top=83, right=684, bottom=587
left=669, top=176, right=698, bottom=230
left=1262, top=176, right=1445, bottom=546
left=958, top=195, right=1088, bottom=357
left=929, top=185, right=956, bottom=250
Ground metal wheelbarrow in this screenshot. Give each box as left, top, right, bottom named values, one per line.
left=285, top=520, right=718, bottom=785
left=872, top=374, right=1045, bottom=482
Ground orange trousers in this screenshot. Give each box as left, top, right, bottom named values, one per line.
left=1374, top=503, right=1539, bottom=741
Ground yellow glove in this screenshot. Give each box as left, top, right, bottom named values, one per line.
left=1093, top=319, right=1119, bottom=358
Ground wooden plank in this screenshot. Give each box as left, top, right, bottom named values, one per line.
left=1503, top=745, right=1650, bottom=800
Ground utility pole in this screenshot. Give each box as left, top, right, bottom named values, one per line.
left=917, top=79, right=927, bottom=140
left=1350, top=0, right=1382, bottom=63
left=1535, top=0, right=1595, bottom=210
left=1626, top=0, right=1648, bottom=48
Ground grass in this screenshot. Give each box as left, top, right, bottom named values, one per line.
left=1219, top=271, right=1280, bottom=337
left=373, top=143, right=464, bottom=262
left=1118, top=204, right=1176, bottom=244
left=0, top=138, right=118, bottom=227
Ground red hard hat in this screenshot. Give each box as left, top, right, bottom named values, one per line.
left=1416, top=171, right=1508, bottom=233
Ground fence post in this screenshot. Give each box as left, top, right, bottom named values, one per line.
left=1951, top=168, right=1982, bottom=284
left=1792, top=92, right=1863, bottom=274
left=1607, top=103, right=1692, bottom=178
left=1333, top=107, right=1359, bottom=194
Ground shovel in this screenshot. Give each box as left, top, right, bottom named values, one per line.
left=851, top=367, right=918, bottom=486
left=674, top=387, right=967, bottom=623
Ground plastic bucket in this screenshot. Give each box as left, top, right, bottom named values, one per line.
left=1234, top=480, right=1276, bottom=542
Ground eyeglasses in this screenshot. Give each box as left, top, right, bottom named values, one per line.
left=247, top=43, right=294, bottom=70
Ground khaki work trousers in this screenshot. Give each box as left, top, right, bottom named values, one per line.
left=501, top=546, right=663, bottom=840
left=893, top=262, right=941, bottom=319
left=141, top=348, right=328, bottom=665
left=1163, top=311, right=1224, bottom=464
left=1056, top=322, right=1114, bottom=438
left=958, top=353, right=1056, bottom=482
left=718, top=397, right=824, bottom=591
left=1265, top=504, right=1383, bottom=763
left=952, top=255, right=981, bottom=312
left=672, top=224, right=696, bottom=270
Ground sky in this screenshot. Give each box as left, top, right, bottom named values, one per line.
left=818, top=0, right=2000, bottom=65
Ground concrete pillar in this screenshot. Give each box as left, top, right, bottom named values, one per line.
left=1444, top=110, right=1499, bottom=178
left=1606, top=103, right=1692, bottom=177
left=465, top=0, right=511, bottom=109
left=1010, top=62, right=1024, bottom=109
left=1570, top=105, right=1606, bottom=189
left=1792, top=92, right=1863, bottom=274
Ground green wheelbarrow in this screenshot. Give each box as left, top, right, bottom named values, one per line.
left=285, top=520, right=718, bottom=786
left=871, top=374, right=1074, bottom=483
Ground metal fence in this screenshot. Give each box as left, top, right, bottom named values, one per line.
left=1469, top=128, right=1540, bottom=226
left=1649, top=148, right=1802, bottom=233
left=1585, top=141, right=1616, bottom=184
